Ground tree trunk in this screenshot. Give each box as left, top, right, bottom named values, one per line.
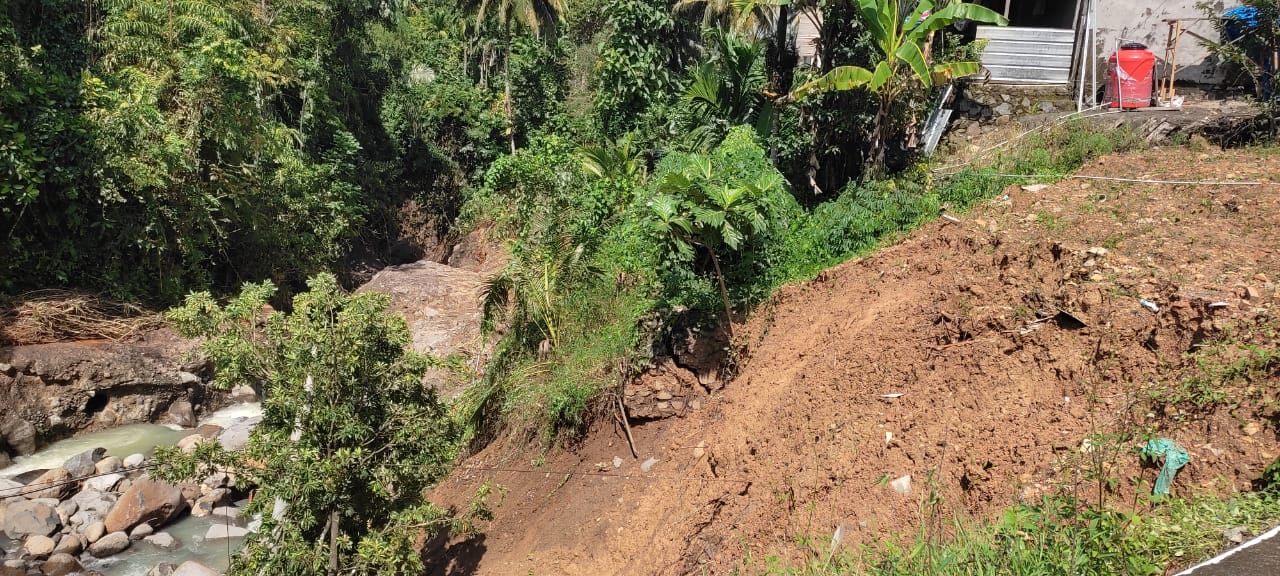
left=503, top=18, right=515, bottom=154
left=327, top=509, right=339, bottom=576
left=707, top=249, right=735, bottom=340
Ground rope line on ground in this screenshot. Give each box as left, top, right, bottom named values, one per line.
left=0, top=463, right=155, bottom=499
left=931, top=105, right=1119, bottom=174
left=452, top=464, right=753, bottom=485
left=990, top=173, right=1273, bottom=186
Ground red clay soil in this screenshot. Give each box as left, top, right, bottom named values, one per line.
left=427, top=146, right=1280, bottom=575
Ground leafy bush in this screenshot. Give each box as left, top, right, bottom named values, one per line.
left=160, top=274, right=488, bottom=575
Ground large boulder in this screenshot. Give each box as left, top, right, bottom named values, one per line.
left=94, top=456, right=122, bottom=474
left=355, top=260, right=486, bottom=396
left=88, top=531, right=130, bottom=557
left=40, top=553, right=83, bottom=576
left=83, top=521, right=106, bottom=543
left=104, top=478, right=185, bottom=534
left=0, top=417, right=37, bottom=456
left=51, top=533, right=83, bottom=555
left=2, top=500, right=59, bottom=537
left=446, top=225, right=508, bottom=275
left=63, top=448, right=106, bottom=477
left=215, top=419, right=259, bottom=452
left=23, top=468, right=74, bottom=500
left=163, top=401, right=196, bottom=428
left=85, top=472, right=123, bottom=492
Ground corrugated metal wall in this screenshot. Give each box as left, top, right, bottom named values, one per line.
left=976, top=26, right=1077, bottom=84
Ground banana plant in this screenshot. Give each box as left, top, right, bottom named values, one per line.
left=784, top=0, right=1006, bottom=167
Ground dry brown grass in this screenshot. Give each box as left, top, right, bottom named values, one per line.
left=0, top=290, right=165, bottom=346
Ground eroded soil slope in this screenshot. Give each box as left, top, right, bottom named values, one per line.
left=429, top=147, right=1280, bottom=575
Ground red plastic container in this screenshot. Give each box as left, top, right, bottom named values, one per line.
left=1105, top=44, right=1155, bottom=109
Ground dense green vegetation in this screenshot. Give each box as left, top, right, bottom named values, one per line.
left=9, top=0, right=1278, bottom=572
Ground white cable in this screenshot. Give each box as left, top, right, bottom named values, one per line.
left=932, top=106, right=1117, bottom=174
left=990, top=173, right=1271, bottom=186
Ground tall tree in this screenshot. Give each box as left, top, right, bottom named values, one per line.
left=470, top=0, right=567, bottom=152
left=160, top=274, right=490, bottom=575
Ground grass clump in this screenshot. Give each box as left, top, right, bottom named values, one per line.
left=750, top=491, right=1280, bottom=576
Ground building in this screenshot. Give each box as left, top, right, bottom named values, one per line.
left=973, top=0, right=1240, bottom=87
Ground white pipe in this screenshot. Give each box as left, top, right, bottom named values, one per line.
left=1076, top=0, right=1089, bottom=112
left=1089, top=0, right=1097, bottom=105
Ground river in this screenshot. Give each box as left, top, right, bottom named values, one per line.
left=1, top=403, right=263, bottom=575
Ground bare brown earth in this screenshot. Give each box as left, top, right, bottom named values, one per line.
left=428, top=146, right=1280, bottom=575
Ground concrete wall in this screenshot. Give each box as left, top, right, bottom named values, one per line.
left=1093, top=0, right=1240, bottom=85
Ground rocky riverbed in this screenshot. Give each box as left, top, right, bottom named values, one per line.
left=1, top=404, right=262, bottom=576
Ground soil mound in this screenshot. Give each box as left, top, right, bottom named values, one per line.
left=429, top=148, right=1280, bottom=575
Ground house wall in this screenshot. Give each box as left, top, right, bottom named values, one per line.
left=796, top=12, right=822, bottom=68
left=1093, top=0, right=1240, bottom=85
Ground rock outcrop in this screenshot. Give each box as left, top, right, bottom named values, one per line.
left=356, top=260, right=487, bottom=397
left=0, top=329, right=221, bottom=462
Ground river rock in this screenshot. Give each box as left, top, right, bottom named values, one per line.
left=68, top=489, right=114, bottom=530
left=171, top=561, right=221, bottom=576
left=104, top=479, right=185, bottom=534
left=147, top=563, right=177, bottom=576
left=190, top=489, right=228, bottom=518
left=40, top=553, right=82, bottom=576
left=193, top=424, right=223, bottom=439
left=3, top=500, right=59, bottom=537
left=94, top=457, right=122, bottom=474
left=229, top=384, right=257, bottom=402
left=164, top=401, right=196, bottom=428
left=85, top=472, right=123, bottom=492
left=215, top=420, right=258, bottom=452
left=23, top=534, right=56, bottom=558
left=130, top=522, right=154, bottom=540
left=88, top=531, right=130, bottom=557
left=63, top=448, right=106, bottom=477
left=83, top=521, right=106, bottom=543
left=0, top=418, right=36, bottom=456
left=54, top=501, right=76, bottom=525
left=142, top=532, right=177, bottom=549
left=1, top=560, right=25, bottom=576
left=205, top=524, right=249, bottom=540
left=201, top=472, right=229, bottom=490
left=23, top=468, right=74, bottom=500
left=122, top=454, right=145, bottom=468
left=51, top=533, right=82, bottom=555
left=0, top=479, right=22, bottom=503
left=211, top=506, right=240, bottom=521
left=176, top=434, right=207, bottom=453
